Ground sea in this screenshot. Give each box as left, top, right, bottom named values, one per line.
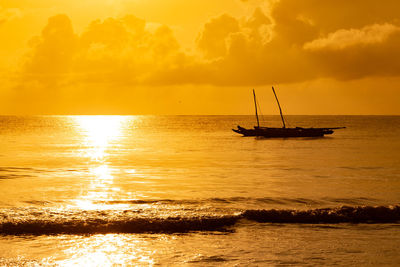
left=0, top=115, right=399, bottom=266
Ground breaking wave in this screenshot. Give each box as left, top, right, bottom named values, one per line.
left=242, top=205, right=400, bottom=224
left=0, top=206, right=398, bottom=235
left=93, top=196, right=381, bottom=206
left=0, top=216, right=238, bottom=235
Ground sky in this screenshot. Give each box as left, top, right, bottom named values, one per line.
left=0, top=0, right=399, bottom=115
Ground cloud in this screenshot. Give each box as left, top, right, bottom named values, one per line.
left=20, top=14, right=183, bottom=85
left=153, top=0, right=400, bottom=85
left=8, top=13, right=189, bottom=113
left=304, top=31, right=400, bottom=80
left=24, top=14, right=77, bottom=78
left=0, top=7, right=22, bottom=24
left=197, top=14, right=240, bottom=59
left=2, top=0, right=400, bottom=114
left=271, top=0, right=400, bottom=35
left=304, top=23, right=400, bottom=51
left=12, top=0, right=400, bottom=91
left=146, top=7, right=314, bottom=86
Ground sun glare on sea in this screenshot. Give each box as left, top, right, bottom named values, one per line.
left=75, top=116, right=128, bottom=161
left=74, top=165, right=121, bottom=210
left=72, top=116, right=132, bottom=210
left=56, top=234, right=155, bottom=266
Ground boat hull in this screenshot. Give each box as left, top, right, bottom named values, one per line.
left=233, top=126, right=334, bottom=138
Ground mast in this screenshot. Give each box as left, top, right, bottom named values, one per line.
left=253, top=89, right=260, bottom=128
left=272, top=86, right=286, bottom=128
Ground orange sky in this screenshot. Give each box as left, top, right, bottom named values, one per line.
left=0, top=0, right=399, bottom=115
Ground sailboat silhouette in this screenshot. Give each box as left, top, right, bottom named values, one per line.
left=232, top=87, right=345, bottom=138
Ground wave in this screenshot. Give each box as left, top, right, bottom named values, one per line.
left=94, top=196, right=380, bottom=206
left=0, top=206, right=399, bottom=235
left=0, top=216, right=239, bottom=235
left=243, top=205, right=400, bottom=224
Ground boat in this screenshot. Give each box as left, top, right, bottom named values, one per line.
left=232, top=87, right=345, bottom=137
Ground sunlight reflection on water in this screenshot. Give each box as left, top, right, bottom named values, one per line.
left=56, top=234, right=155, bottom=266
left=74, top=115, right=128, bottom=161
left=73, top=116, right=133, bottom=210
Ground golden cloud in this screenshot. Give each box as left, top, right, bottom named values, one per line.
left=143, top=0, right=400, bottom=86
left=20, top=14, right=184, bottom=85
left=1, top=0, right=400, bottom=114
left=0, top=7, right=22, bottom=24
left=304, top=23, right=400, bottom=51
left=11, top=0, right=400, bottom=91
left=197, top=14, right=240, bottom=59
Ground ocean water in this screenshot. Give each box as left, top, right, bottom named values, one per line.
left=0, top=115, right=399, bottom=266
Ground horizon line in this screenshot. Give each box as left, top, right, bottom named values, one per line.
left=1, top=114, right=399, bottom=116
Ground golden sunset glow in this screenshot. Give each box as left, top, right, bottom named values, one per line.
left=1, top=2, right=400, bottom=263
left=1, top=84, right=400, bottom=264
left=1, top=0, right=400, bottom=114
